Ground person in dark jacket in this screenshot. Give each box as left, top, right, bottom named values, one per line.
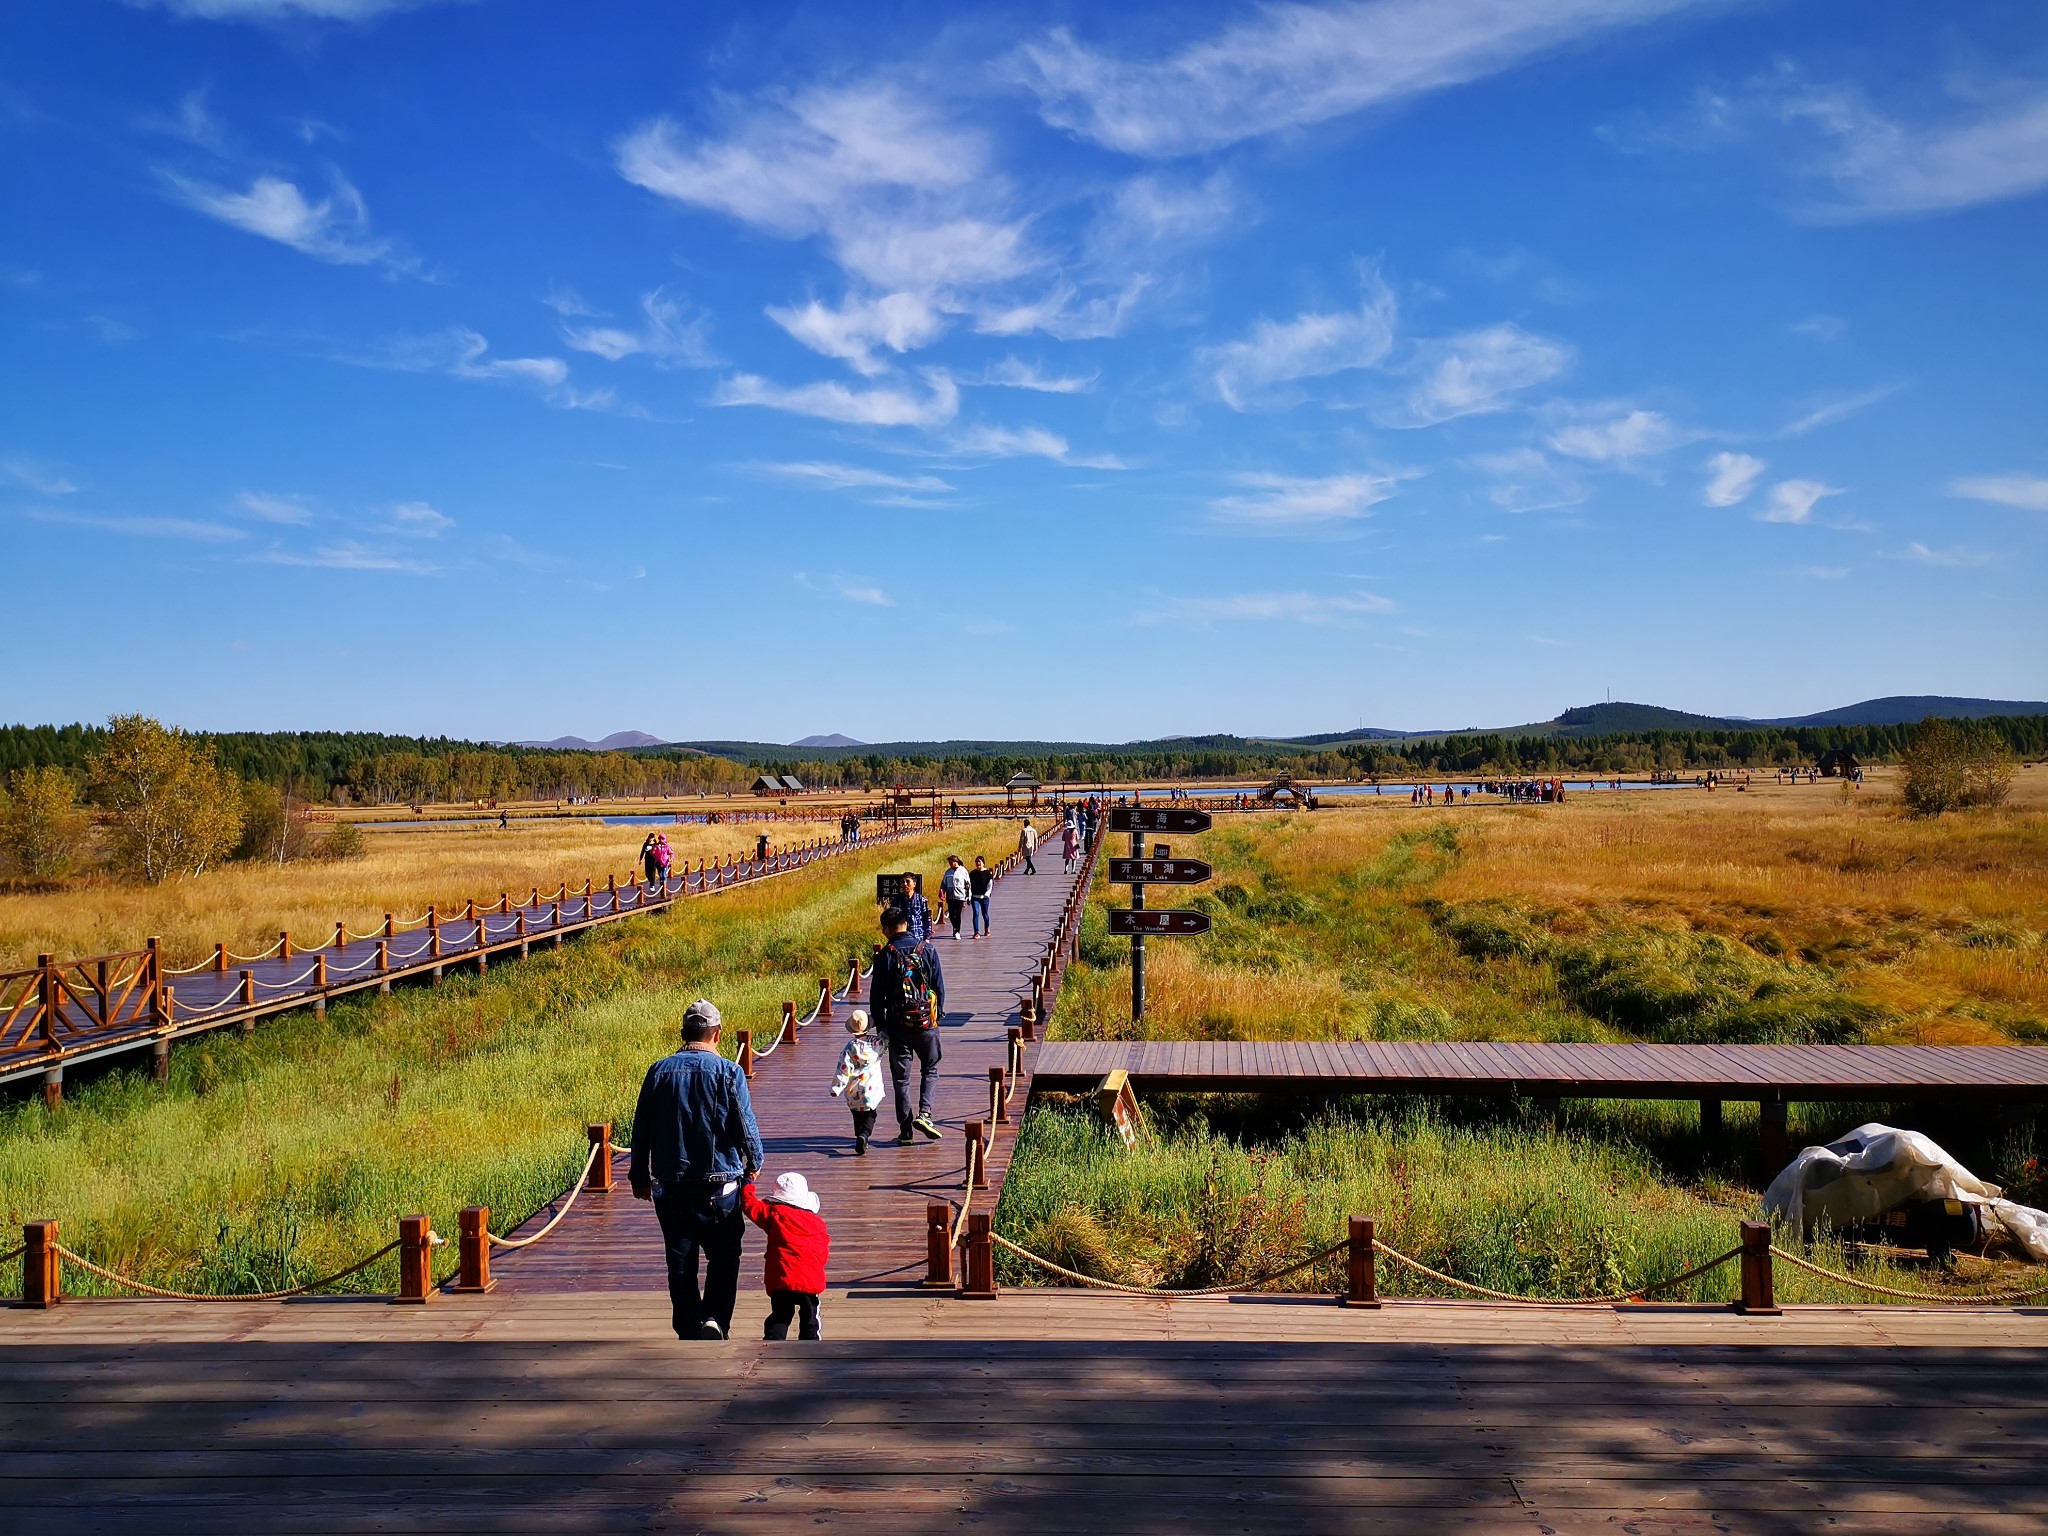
left=742, top=1172, right=830, bottom=1340
left=895, top=872, right=932, bottom=943
left=871, top=905, right=945, bottom=1144
left=628, top=999, right=764, bottom=1341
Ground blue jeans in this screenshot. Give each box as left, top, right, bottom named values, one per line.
left=970, top=895, right=991, bottom=934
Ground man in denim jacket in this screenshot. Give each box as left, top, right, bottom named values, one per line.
left=629, top=999, right=764, bottom=1340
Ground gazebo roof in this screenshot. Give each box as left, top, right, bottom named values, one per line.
left=1005, top=772, right=1041, bottom=788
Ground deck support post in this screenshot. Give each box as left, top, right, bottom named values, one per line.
left=22, top=1220, right=60, bottom=1308
left=41, top=1066, right=61, bottom=1111
left=151, top=1037, right=171, bottom=1084
left=395, top=1214, right=434, bottom=1304
left=1759, top=1099, right=1790, bottom=1175
left=1736, top=1220, right=1779, bottom=1316
left=450, top=1206, right=495, bottom=1294
left=377, top=939, right=391, bottom=993
left=959, top=1211, right=997, bottom=1300
left=587, top=1123, right=614, bottom=1191
left=1700, top=1098, right=1723, bottom=1147
left=1343, top=1215, right=1381, bottom=1308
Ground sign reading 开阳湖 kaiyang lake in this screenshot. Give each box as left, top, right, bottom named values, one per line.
left=1106, top=857, right=1212, bottom=885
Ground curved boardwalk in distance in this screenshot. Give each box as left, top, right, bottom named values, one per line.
left=487, top=839, right=1087, bottom=1297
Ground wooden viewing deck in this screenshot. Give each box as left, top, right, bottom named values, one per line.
left=1031, top=1039, right=2048, bottom=1102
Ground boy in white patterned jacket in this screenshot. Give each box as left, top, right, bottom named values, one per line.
left=829, top=1009, right=887, bottom=1155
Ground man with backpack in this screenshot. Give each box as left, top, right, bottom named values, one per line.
left=871, top=904, right=946, bottom=1145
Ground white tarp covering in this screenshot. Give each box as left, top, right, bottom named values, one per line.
left=1763, top=1121, right=2048, bottom=1263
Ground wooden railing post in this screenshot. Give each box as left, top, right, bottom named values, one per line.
left=966, top=1120, right=988, bottom=1190
left=588, top=1123, right=614, bottom=1191
left=396, top=1214, right=434, bottom=1304
left=924, top=1203, right=954, bottom=1288
left=214, top=942, right=227, bottom=973
left=1007, top=1026, right=1024, bottom=1081
left=846, top=958, right=862, bottom=1000
left=990, top=1065, right=1008, bottom=1124
left=782, top=1000, right=798, bottom=1048
left=384, top=913, right=395, bottom=939
left=450, top=1206, right=495, bottom=1294
left=145, top=936, right=163, bottom=1027
left=1737, top=1220, right=1779, bottom=1316
left=1344, top=1216, right=1380, bottom=1308
left=737, top=1030, right=755, bottom=1078
left=1020, top=996, right=1038, bottom=1041
left=333, top=921, right=347, bottom=950
left=960, top=1211, right=997, bottom=1300
left=280, top=929, right=293, bottom=961
left=238, top=969, right=255, bottom=1006
left=312, top=954, right=328, bottom=1018
left=818, top=979, right=834, bottom=1022
left=22, top=1220, right=60, bottom=1308
left=376, top=939, right=391, bottom=991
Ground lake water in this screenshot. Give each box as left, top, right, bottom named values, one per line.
left=1314, top=780, right=1698, bottom=797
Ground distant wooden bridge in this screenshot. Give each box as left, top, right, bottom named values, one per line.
left=0, top=824, right=931, bottom=1099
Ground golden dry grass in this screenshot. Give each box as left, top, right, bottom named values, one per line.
left=0, top=817, right=841, bottom=972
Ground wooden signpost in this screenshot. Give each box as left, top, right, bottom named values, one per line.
left=1108, top=806, right=1213, bottom=1021
left=1094, top=1068, right=1145, bottom=1148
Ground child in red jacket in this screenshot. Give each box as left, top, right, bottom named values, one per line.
left=741, top=1172, right=830, bottom=1340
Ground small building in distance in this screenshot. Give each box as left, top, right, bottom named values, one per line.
left=1005, top=771, right=1041, bottom=808
left=751, top=774, right=782, bottom=795
left=1257, top=774, right=1318, bottom=808
left=1816, top=749, right=1860, bottom=778
left=779, top=774, right=806, bottom=794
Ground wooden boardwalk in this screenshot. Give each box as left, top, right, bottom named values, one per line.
left=486, top=839, right=1091, bottom=1297
left=1031, top=1039, right=2048, bottom=1103
left=0, top=824, right=926, bottom=1094
left=6, top=1292, right=2048, bottom=1533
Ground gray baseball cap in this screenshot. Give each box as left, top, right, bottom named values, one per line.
left=682, top=998, right=723, bottom=1033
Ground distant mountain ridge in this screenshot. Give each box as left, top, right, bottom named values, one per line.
left=512, top=730, right=665, bottom=752
left=793, top=733, right=865, bottom=748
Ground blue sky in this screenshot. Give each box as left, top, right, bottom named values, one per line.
left=5, top=0, right=2046, bottom=743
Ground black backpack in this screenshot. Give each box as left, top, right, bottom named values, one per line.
left=880, top=941, right=934, bottom=1031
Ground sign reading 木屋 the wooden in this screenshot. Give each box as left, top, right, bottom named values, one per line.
left=1107, top=909, right=1212, bottom=936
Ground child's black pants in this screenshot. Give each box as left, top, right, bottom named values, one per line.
left=764, top=1290, right=821, bottom=1340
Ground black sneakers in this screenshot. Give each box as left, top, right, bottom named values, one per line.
left=854, top=1136, right=868, bottom=1156
left=913, top=1115, right=945, bottom=1141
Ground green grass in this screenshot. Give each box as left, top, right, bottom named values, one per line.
left=993, top=1098, right=2019, bottom=1303
left=0, top=822, right=1021, bottom=1295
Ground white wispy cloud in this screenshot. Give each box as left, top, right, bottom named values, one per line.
left=141, top=88, right=235, bottom=155
left=1789, top=314, right=1846, bottom=341
left=383, top=500, right=453, bottom=537
left=1701, top=451, right=1765, bottom=507
left=1388, top=323, right=1571, bottom=426
left=162, top=169, right=398, bottom=267
left=715, top=369, right=960, bottom=428
left=946, top=424, right=1124, bottom=468
left=28, top=509, right=243, bottom=542
left=1889, top=541, right=1992, bottom=568
left=3, top=459, right=79, bottom=496
left=617, top=84, right=1033, bottom=295
left=760, top=462, right=953, bottom=493
left=1133, top=589, right=1397, bottom=627
left=1781, top=383, right=1900, bottom=436
left=252, top=540, right=437, bottom=573
left=557, top=288, right=715, bottom=368
left=1205, top=273, right=1398, bottom=410
left=1013, top=0, right=1708, bottom=158
left=1791, top=565, right=1849, bottom=580
left=354, top=328, right=571, bottom=392
left=766, top=292, right=946, bottom=376
left=1211, top=471, right=1403, bottom=528
left=1950, top=474, right=2048, bottom=513
left=977, top=356, right=1097, bottom=393
left=796, top=571, right=895, bottom=607
left=135, top=0, right=450, bottom=18
left=1469, top=447, right=1586, bottom=513
left=236, top=490, right=314, bottom=524
left=1087, top=171, right=1241, bottom=258
left=1544, top=404, right=1695, bottom=465
left=1758, top=478, right=1841, bottom=524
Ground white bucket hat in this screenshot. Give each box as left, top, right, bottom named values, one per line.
left=771, top=1171, right=821, bottom=1213
left=846, top=1008, right=870, bottom=1035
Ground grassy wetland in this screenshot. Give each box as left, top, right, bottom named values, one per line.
left=0, top=820, right=1023, bottom=1295
left=0, top=815, right=812, bottom=972
left=996, top=769, right=2048, bottom=1300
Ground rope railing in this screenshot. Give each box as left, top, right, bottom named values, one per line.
left=1367, top=1239, right=1747, bottom=1307
left=49, top=1238, right=409, bottom=1302
left=990, top=1231, right=1348, bottom=1298
left=483, top=1139, right=605, bottom=1251
left=1768, top=1244, right=2048, bottom=1306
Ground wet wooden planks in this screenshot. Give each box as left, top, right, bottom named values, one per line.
left=3, top=1336, right=2045, bottom=1533
left=1032, top=1039, right=2048, bottom=1102
left=487, top=845, right=1082, bottom=1297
